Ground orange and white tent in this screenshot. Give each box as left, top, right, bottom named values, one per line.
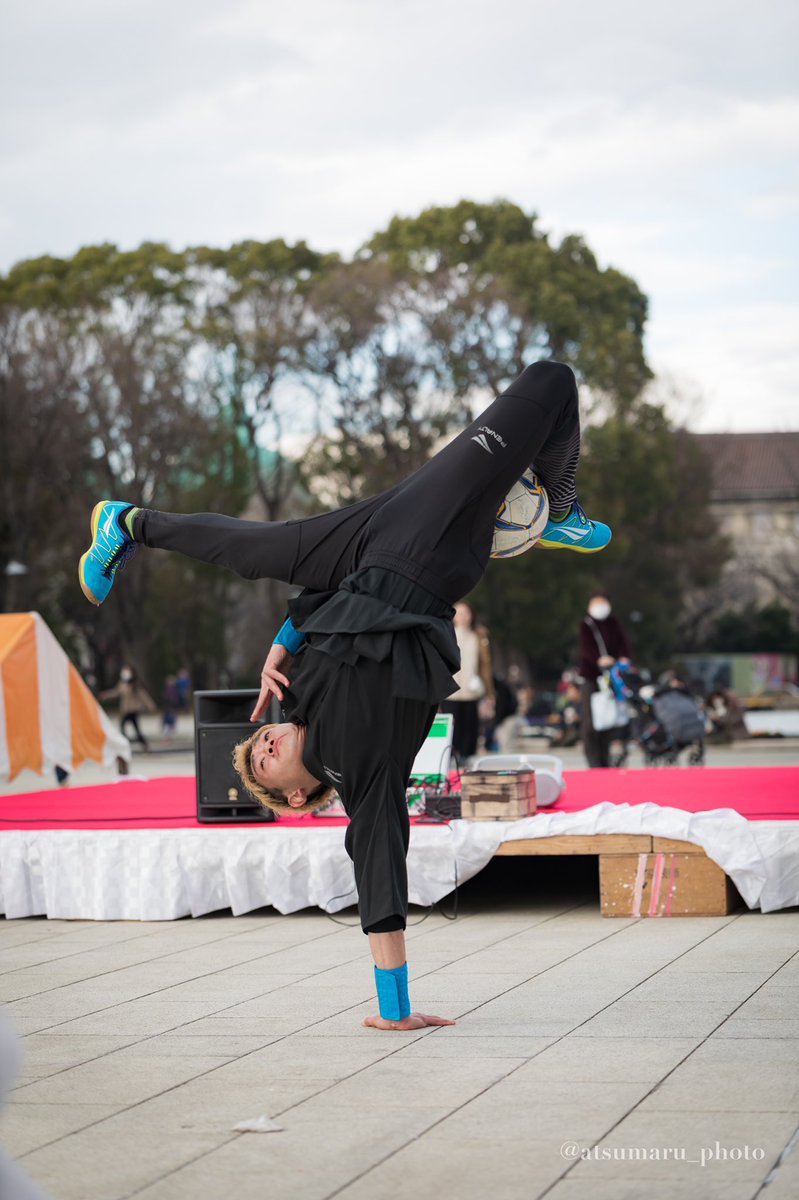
left=0, top=612, right=130, bottom=781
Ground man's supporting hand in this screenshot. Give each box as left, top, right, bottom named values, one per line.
left=363, top=1012, right=457, bottom=1031
left=365, top=929, right=456, bottom=1031
left=250, top=643, right=292, bottom=722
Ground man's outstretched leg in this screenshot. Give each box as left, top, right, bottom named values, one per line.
left=78, top=486, right=393, bottom=607
left=79, top=362, right=606, bottom=607
left=481, top=360, right=611, bottom=553
left=360, top=360, right=610, bottom=603
left=530, top=385, right=610, bottom=553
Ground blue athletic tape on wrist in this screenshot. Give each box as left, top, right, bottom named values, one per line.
left=273, top=617, right=305, bottom=656
left=374, top=963, right=411, bottom=1021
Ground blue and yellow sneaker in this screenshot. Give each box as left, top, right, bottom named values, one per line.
left=78, top=501, right=138, bottom=605
left=536, top=501, right=612, bottom=553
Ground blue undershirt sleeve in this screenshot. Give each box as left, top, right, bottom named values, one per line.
left=273, top=616, right=306, bottom=656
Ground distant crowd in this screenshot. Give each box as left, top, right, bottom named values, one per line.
left=90, top=595, right=751, bottom=771
left=438, top=592, right=749, bottom=770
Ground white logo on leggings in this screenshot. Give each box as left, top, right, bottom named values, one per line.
left=473, top=425, right=507, bottom=453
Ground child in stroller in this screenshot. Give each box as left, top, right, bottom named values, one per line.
left=608, top=666, right=706, bottom=767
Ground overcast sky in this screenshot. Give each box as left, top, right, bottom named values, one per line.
left=2, top=0, right=797, bottom=431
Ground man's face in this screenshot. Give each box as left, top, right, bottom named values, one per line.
left=250, top=722, right=310, bottom=806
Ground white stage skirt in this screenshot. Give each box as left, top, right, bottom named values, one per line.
left=1, top=802, right=798, bottom=921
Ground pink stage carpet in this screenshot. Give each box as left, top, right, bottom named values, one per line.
left=1, top=766, right=797, bottom=829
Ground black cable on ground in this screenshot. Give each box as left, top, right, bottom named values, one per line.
left=323, top=859, right=459, bottom=928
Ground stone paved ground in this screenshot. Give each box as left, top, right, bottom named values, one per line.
left=1, top=859, right=798, bottom=1200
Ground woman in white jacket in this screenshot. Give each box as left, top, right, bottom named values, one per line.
left=440, top=602, right=495, bottom=762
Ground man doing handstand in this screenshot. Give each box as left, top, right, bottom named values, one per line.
left=79, top=360, right=610, bottom=1031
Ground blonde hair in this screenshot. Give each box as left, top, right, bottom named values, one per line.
left=232, top=723, right=336, bottom=816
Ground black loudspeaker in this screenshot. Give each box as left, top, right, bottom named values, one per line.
left=194, top=689, right=280, bottom=823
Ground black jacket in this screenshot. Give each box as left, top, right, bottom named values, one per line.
left=280, top=566, right=459, bottom=929
left=579, top=615, right=632, bottom=682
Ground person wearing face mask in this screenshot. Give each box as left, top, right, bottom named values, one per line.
left=579, top=593, right=632, bottom=767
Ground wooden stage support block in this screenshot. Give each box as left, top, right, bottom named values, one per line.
left=495, top=834, right=652, bottom=857
left=651, top=837, right=706, bottom=854
left=600, top=850, right=739, bottom=918
left=490, top=833, right=739, bottom=917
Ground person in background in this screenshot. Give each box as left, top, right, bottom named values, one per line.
left=579, top=591, right=632, bottom=767
left=162, top=675, right=179, bottom=738
left=706, top=685, right=748, bottom=743
left=175, top=667, right=192, bottom=712
left=524, top=684, right=554, bottom=722
left=101, top=666, right=155, bottom=752
left=440, top=602, right=494, bottom=762
left=553, top=676, right=583, bottom=747
left=482, top=674, right=519, bottom=751
left=658, top=668, right=692, bottom=694
left=555, top=668, right=573, bottom=697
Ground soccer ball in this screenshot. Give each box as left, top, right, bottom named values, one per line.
left=490, top=469, right=549, bottom=558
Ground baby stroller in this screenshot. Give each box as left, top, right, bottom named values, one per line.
left=638, top=684, right=706, bottom=765
left=608, top=666, right=706, bottom=767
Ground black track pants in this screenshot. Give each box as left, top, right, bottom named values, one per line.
left=136, top=361, right=579, bottom=603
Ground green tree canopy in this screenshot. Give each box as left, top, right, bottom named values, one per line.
left=708, top=603, right=799, bottom=656
left=2, top=202, right=729, bottom=692
left=1, top=242, right=253, bottom=687
left=366, top=199, right=651, bottom=412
